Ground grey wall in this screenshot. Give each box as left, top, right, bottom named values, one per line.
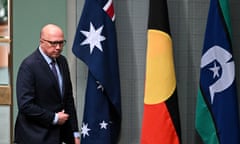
left=75, top=0, right=240, bottom=144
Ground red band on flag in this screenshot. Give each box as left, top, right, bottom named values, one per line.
left=141, top=103, right=179, bottom=144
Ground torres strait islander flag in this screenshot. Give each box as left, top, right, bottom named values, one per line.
left=140, top=0, right=181, bottom=143
left=72, top=0, right=121, bottom=144
left=195, top=0, right=240, bottom=143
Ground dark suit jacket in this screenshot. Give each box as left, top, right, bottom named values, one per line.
left=14, top=48, right=79, bottom=144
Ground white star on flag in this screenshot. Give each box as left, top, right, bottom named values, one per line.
left=99, top=120, right=108, bottom=129
left=209, top=62, right=220, bottom=78
left=81, top=122, right=91, bottom=138
left=96, top=81, right=104, bottom=92
left=80, top=22, right=106, bottom=54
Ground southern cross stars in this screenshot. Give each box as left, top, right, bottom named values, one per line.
left=99, top=120, right=108, bottom=129
left=81, top=123, right=91, bottom=138
left=81, top=120, right=109, bottom=138
left=96, top=81, right=104, bottom=92
left=80, top=22, right=106, bottom=54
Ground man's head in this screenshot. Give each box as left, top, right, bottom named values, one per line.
left=40, top=24, right=66, bottom=58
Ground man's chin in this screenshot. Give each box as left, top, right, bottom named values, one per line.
left=53, top=54, right=61, bottom=58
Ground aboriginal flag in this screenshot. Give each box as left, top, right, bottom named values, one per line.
left=140, top=0, right=181, bottom=143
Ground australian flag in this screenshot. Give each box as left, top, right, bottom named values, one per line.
left=72, top=0, right=121, bottom=143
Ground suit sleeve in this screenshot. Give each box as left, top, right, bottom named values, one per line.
left=16, top=61, right=55, bottom=127
left=61, top=57, right=79, bottom=132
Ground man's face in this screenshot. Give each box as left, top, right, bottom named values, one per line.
left=40, top=26, right=66, bottom=58
left=40, top=38, right=65, bottom=58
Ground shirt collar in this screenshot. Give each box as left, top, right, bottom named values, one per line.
left=39, top=46, right=52, bottom=65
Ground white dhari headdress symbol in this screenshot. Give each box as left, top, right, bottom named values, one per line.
left=201, top=45, right=235, bottom=104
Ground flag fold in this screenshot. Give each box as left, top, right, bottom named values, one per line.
left=72, top=0, right=121, bottom=143
left=195, top=0, right=240, bottom=143
left=141, top=0, right=181, bottom=143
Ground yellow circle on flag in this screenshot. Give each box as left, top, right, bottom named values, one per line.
left=144, top=30, right=176, bottom=104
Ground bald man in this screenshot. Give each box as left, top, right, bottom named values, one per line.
left=14, top=24, right=80, bottom=144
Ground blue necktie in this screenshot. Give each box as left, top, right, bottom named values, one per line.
left=51, top=59, right=63, bottom=97
left=51, top=60, right=58, bottom=82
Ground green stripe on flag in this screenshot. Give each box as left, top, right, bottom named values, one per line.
left=195, top=88, right=219, bottom=144
left=219, top=0, right=232, bottom=38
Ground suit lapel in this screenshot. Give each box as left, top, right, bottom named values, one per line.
left=36, top=49, right=62, bottom=98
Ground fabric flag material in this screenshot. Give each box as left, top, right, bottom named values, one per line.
left=72, top=0, right=121, bottom=143
left=195, top=0, right=240, bottom=143
left=140, top=0, right=181, bottom=143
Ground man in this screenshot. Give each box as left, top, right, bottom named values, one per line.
left=14, top=24, right=80, bottom=144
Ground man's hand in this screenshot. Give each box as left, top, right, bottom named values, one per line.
left=74, top=137, right=80, bottom=144
left=57, top=110, right=69, bottom=125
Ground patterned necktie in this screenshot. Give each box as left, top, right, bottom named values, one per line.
left=50, top=59, right=58, bottom=81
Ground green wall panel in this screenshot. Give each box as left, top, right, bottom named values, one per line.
left=12, top=0, right=67, bottom=127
